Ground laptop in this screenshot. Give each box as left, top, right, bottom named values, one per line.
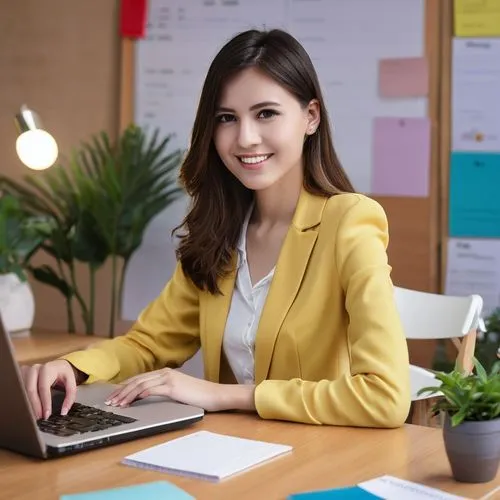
left=0, top=318, right=204, bottom=459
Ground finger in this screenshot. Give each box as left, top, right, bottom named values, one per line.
left=103, top=376, right=136, bottom=403
left=38, top=365, right=54, bottom=420
left=115, top=376, right=164, bottom=407
left=60, top=369, right=77, bottom=416
left=25, top=365, right=43, bottom=420
left=112, top=372, right=148, bottom=389
left=136, top=383, right=171, bottom=401
left=105, top=373, right=160, bottom=405
left=104, top=385, right=127, bottom=403
left=117, top=374, right=142, bottom=385
left=109, top=375, right=162, bottom=406
left=119, top=378, right=163, bottom=406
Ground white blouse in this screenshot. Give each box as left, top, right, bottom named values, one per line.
left=222, top=207, right=275, bottom=384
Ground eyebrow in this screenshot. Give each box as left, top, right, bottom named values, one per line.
left=215, top=101, right=281, bottom=113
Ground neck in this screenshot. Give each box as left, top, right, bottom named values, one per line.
left=252, top=167, right=303, bottom=226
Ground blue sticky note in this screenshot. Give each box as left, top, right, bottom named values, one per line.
left=60, top=481, right=194, bottom=500
left=449, top=152, right=500, bottom=237
left=288, top=485, right=381, bottom=499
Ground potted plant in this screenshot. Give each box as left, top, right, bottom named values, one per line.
left=418, top=359, right=500, bottom=483
left=0, top=194, right=47, bottom=336
left=0, top=124, right=183, bottom=337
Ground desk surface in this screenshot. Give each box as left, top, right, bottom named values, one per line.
left=0, top=413, right=498, bottom=500
left=11, top=330, right=99, bottom=365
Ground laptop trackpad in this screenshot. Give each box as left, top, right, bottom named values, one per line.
left=129, top=395, right=174, bottom=406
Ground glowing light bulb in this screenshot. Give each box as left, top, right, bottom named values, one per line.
left=15, top=129, right=58, bottom=170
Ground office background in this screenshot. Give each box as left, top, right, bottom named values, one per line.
left=1, top=0, right=498, bottom=371
left=0, top=1, right=128, bottom=336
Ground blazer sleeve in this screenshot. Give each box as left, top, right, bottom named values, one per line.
left=254, top=197, right=411, bottom=428
left=60, top=262, right=201, bottom=384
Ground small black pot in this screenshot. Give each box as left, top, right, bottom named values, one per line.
left=443, top=414, right=500, bottom=483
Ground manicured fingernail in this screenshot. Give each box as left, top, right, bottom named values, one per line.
left=104, top=400, right=111, bottom=405
left=44, top=411, right=50, bottom=420
left=61, top=407, right=68, bottom=416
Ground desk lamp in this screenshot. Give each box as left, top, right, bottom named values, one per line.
left=14, top=105, right=58, bottom=170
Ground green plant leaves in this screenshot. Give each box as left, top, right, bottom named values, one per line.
left=72, top=210, right=109, bottom=268
left=0, top=194, right=47, bottom=280
left=418, top=359, right=500, bottom=426
left=0, top=124, right=183, bottom=337
left=28, top=264, right=73, bottom=298
left=475, top=358, right=488, bottom=383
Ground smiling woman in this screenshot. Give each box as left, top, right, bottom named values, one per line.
left=20, top=29, right=411, bottom=430
left=177, top=29, right=354, bottom=293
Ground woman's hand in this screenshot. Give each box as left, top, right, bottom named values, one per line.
left=19, top=360, right=86, bottom=419
left=105, top=368, right=230, bottom=412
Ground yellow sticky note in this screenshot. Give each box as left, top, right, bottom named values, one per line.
left=454, top=0, right=500, bottom=37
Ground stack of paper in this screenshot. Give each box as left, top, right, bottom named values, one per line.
left=122, top=430, right=293, bottom=481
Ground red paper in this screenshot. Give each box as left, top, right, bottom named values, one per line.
left=120, top=0, right=148, bottom=38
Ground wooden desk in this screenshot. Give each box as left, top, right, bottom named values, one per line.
left=0, top=414, right=498, bottom=500
left=11, top=330, right=99, bottom=365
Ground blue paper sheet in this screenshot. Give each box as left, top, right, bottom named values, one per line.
left=449, top=152, right=500, bottom=237
left=288, top=485, right=381, bottom=499
left=60, top=481, right=194, bottom=500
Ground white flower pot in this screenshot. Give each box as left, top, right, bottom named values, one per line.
left=0, top=273, right=35, bottom=336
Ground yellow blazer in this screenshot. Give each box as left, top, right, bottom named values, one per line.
left=63, top=190, right=411, bottom=428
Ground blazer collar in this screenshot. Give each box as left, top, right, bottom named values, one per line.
left=291, top=187, right=328, bottom=231
left=201, top=187, right=328, bottom=383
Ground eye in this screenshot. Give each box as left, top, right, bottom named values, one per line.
left=215, top=114, right=236, bottom=123
left=257, top=109, right=279, bottom=119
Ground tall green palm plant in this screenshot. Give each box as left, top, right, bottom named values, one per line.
left=0, top=124, right=183, bottom=336
left=74, top=125, right=183, bottom=336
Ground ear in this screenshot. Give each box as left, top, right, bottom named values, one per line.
left=305, top=99, right=321, bottom=136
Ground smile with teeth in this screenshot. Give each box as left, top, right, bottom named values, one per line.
left=238, top=154, right=272, bottom=165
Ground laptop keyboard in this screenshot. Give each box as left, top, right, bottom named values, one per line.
left=37, top=402, right=138, bottom=437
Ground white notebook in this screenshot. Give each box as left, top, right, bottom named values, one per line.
left=122, top=430, right=293, bottom=482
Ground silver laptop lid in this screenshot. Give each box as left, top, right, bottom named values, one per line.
left=0, top=315, right=47, bottom=458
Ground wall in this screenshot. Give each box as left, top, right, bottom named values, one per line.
left=0, top=1, right=437, bottom=368
left=0, top=0, right=133, bottom=336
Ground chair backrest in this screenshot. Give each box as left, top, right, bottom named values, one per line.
left=394, top=286, right=483, bottom=340
left=394, top=287, right=484, bottom=424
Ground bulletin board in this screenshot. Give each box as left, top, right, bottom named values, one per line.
left=440, top=0, right=500, bottom=318
left=118, top=0, right=447, bottom=301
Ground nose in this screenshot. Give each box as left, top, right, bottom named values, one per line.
left=237, top=118, right=261, bottom=149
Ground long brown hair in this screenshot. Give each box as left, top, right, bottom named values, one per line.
left=175, top=29, right=355, bottom=294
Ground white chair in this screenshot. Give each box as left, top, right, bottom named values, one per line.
left=394, top=286, right=484, bottom=426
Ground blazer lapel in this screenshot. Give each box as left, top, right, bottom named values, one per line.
left=254, top=189, right=328, bottom=383
left=200, top=189, right=328, bottom=384
left=201, top=257, right=237, bottom=382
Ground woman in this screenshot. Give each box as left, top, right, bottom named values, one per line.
left=21, top=29, right=410, bottom=428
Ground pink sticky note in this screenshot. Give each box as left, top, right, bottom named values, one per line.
left=379, top=57, right=428, bottom=98
left=371, top=117, right=431, bottom=197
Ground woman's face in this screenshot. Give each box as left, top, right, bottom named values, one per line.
left=213, top=67, right=319, bottom=192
